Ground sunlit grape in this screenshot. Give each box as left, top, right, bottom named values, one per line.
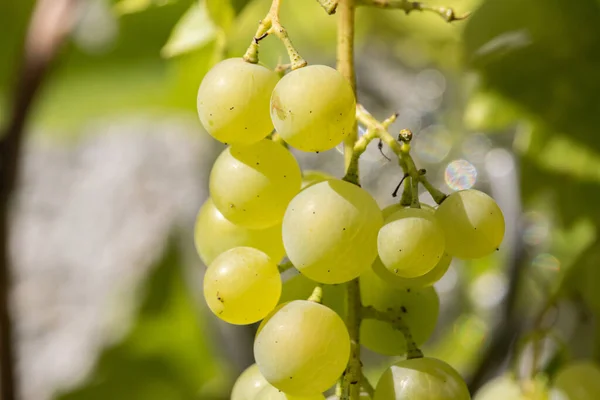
left=256, top=383, right=325, bottom=400
left=232, top=364, right=269, bottom=400
left=551, top=361, right=600, bottom=400
left=372, top=252, right=452, bottom=289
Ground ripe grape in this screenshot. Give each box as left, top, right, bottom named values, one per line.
left=360, top=267, right=439, bottom=356
left=326, top=393, right=371, bottom=400
left=381, top=203, right=435, bottom=220
left=270, top=65, right=356, bottom=152
left=279, top=273, right=346, bottom=318
left=203, top=247, right=281, bottom=325
left=256, top=383, right=325, bottom=400
left=197, top=58, right=279, bottom=145
left=254, top=300, right=350, bottom=395
left=282, top=179, right=383, bottom=284
left=301, top=170, right=334, bottom=189
left=474, top=376, right=538, bottom=400
left=435, top=189, right=505, bottom=259
left=378, top=207, right=445, bottom=278
left=372, top=252, right=452, bottom=289
left=209, top=139, right=302, bottom=229
left=231, top=364, right=269, bottom=400
left=374, top=357, right=470, bottom=400
left=551, top=361, right=600, bottom=400
left=194, top=198, right=285, bottom=265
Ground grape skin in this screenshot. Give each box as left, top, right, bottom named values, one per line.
left=270, top=65, right=356, bottom=152
left=256, top=383, right=325, bottom=400
left=282, top=179, right=383, bottom=284
left=254, top=300, right=350, bottom=396
left=203, top=247, right=281, bottom=325
left=474, top=376, right=546, bottom=400
left=360, top=267, right=439, bottom=356
left=194, top=198, right=285, bottom=266
left=435, top=189, right=505, bottom=259
left=209, top=139, right=302, bottom=229
left=301, top=170, right=334, bottom=189
left=374, top=357, right=471, bottom=400
left=551, top=361, right=600, bottom=400
left=377, top=207, right=446, bottom=278
left=372, top=252, right=451, bottom=289
left=231, top=364, right=269, bottom=400
left=197, top=58, right=279, bottom=145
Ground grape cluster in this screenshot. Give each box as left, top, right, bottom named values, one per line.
left=194, top=58, right=506, bottom=399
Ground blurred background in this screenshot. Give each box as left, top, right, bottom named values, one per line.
left=1, top=0, right=599, bottom=399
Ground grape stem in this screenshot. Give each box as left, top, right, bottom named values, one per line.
left=243, top=0, right=307, bottom=70
left=361, top=376, right=375, bottom=396
left=316, top=0, right=339, bottom=14
left=356, top=0, right=470, bottom=23
left=277, top=260, right=294, bottom=273
left=308, top=285, right=324, bottom=303
left=361, top=306, right=424, bottom=359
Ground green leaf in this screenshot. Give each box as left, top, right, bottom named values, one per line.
left=161, top=1, right=217, bottom=58
left=464, top=0, right=600, bottom=152
left=55, top=238, right=229, bottom=399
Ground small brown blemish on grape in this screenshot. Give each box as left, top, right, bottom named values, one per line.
left=343, top=228, right=346, bottom=231
left=406, top=288, right=411, bottom=292
left=230, top=107, right=234, bottom=110
left=283, top=175, right=287, bottom=178
left=229, top=204, right=235, bottom=208
left=256, top=162, right=260, bottom=165
left=216, top=292, right=224, bottom=303
left=271, top=94, right=287, bottom=120
left=401, top=306, right=407, bottom=313
left=394, top=268, right=399, bottom=273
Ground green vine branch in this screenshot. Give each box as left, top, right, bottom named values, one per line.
left=243, top=0, right=307, bottom=69
left=357, top=0, right=470, bottom=22
left=362, top=306, right=424, bottom=359
left=308, top=285, right=324, bottom=303
left=278, top=260, right=294, bottom=273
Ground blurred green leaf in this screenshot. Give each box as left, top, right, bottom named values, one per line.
left=114, top=0, right=179, bottom=15
left=55, top=239, right=229, bottom=400
left=161, top=1, right=217, bottom=58
left=206, top=0, right=235, bottom=31
left=464, top=0, right=600, bottom=152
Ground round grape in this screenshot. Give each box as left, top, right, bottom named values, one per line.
left=270, top=65, right=356, bottom=152
left=256, top=383, right=325, bottom=400
left=197, top=58, right=279, bottom=145
left=282, top=179, right=383, bottom=284
left=254, top=300, right=350, bottom=395
left=360, top=267, right=439, bottom=356
left=231, top=364, right=269, bottom=400
left=209, top=139, right=302, bottom=229
left=203, top=247, right=281, bottom=325
left=372, top=252, right=452, bottom=289
left=474, top=376, right=525, bottom=400
left=374, top=357, right=470, bottom=400
left=435, top=189, right=505, bottom=259
left=378, top=207, right=446, bottom=278
left=194, top=198, right=285, bottom=265
left=551, top=361, right=600, bottom=400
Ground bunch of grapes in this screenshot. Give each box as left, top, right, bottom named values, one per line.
left=193, top=54, right=506, bottom=400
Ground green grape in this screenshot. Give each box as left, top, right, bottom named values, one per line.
left=326, top=393, right=371, bottom=400
left=377, top=207, right=446, bottom=278
left=372, top=252, right=452, bottom=289
left=360, top=267, right=439, bottom=356
left=270, top=65, right=356, bottom=152
left=551, top=361, right=600, bottom=400
left=301, top=170, right=334, bottom=189
left=254, top=300, right=350, bottom=395
left=203, top=247, right=281, bottom=325
left=474, top=376, right=549, bottom=400
left=194, top=198, right=285, bottom=265
left=374, top=357, right=471, bottom=400
left=381, top=203, right=435, bottom=220
left=435, top=189, right=505, bottom=259
left=256, top=383, right=325, bottom=400
left=231, top=364, right=269, bottom=400
left=282, top=179, right=383, bottom=284
left=209, top=139, right=302, bottom=229
left=279, top=273, right=346, bottom=318
left=197, top=58, right=279, bottom=145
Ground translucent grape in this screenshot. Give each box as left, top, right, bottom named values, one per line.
left=435, top=189, right=505, bottom=259
left=301, top=170, right=334, bottom=189
left=197, top=58, right=279, bottom=145
left=194, top=198, right=285, bottom=265
left=360, top=267, right=439, bottom=356
left=374, top=357, right=470, bottom=400
left=327, top=393, right=370, bottom=400
left=203, top=247, right=281, bottom=325
left=231, top=364, right=269, bottom=400
left=270, top=65, right=356, bottom=152
left=372, top=252, right=452, bottom=289
left=209, top=139, right=302, bottom=229
left=381, top=203, right=435, bottom=220
left=282, top=179, right=383, bottom=284
left=378, top=207, right=445, bottom=278
left=256, top=383, right=325, bottom=400
left=551, top=361, right=600, bottom=400
left=474, top=376, right=544, bottom=400
left=254, top=300, right=350, bottom=395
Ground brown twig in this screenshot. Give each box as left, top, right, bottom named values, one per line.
left=0, top=0, right=76, bottom=398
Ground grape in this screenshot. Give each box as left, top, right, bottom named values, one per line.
left=301, top=170, right=334, bottom=189
left=372, top=252, right=452, bottom=289
left=231, top=364, right=269, bottom=400
left=203, top=247, right=281, bottom=325
left=256, top=383, right=325, bottom=400
left=270, top=65, right=356, bottom=152
left=209, top=139, right=302, bottom=229
left=360, top=267, right=439, bottom=356
left=282, top=179, right=383, bottom=284
left=197, top=58, right=279, bottom=145
left=254, top=300, right=350, bottom=395
left=435, top=189, right=505, bottom=259
left=377, top=207, right=446, bottom=278
left=279, top=273, right=346, bottom=318
left=382, top=203, right=435, bottom=220
left=194, top=198, right=285, bottom=265
left=551, top=361, right=600, bottom=400
left=374, top=357, right=470, bottom=400
left=326, top=393, right=371, bottom=400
